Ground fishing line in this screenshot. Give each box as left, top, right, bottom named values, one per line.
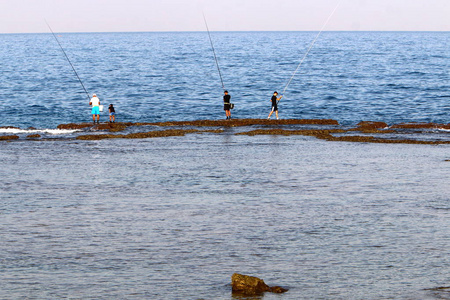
left=45, top=20, right=91, bottom=101
left=281, top=0, right=343, bottom=99
left=202, top=13, right=226, bottom=91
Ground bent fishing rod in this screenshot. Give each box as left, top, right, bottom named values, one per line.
left=45, top=20, right=91, bottom=102
left=203, top=13, right=226, bottom=92
left=279, top=0, right=342, bottom=103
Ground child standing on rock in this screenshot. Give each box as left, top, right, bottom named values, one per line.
left=108, top=104, right=116, bottom=123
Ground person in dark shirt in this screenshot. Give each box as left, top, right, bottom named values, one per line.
left=223, top=90, right=231, bottom=120
left=108, top=104, right=116, bottom=123
left=268, top=91, right=282, bottom=120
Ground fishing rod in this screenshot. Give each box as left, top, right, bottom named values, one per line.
left=202, top=12, right=226, bottom=91
left=45, top=20, right=91, bottom=102
left=280, top=0, right=342, bottom=102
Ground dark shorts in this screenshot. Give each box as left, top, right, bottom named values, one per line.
left=224, top=103, right=231, bottom=111
left=271, top=105, right=278, bottom=112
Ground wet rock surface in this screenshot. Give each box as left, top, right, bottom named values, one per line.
left=231, top=273, right=288, bottom=296
left=76, top=129, right=200, bottom=140
left=391, top=122, right=450, bottom=129
left=0, top=135, right=19, bottom=140
left=57, top=119, right=339, bottom=131
left=236, top=129, right=346, bottom=137
left=349, top=121, right=394, bottom=134
left=2, top=119, right=449, bottom=144
left=57, top=122, right=132, bottom=132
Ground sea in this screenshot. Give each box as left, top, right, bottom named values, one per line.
left=0, top=31, right=449, bottom=299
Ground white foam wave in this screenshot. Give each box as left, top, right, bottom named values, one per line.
left=0, top=128, right=81, bottom=135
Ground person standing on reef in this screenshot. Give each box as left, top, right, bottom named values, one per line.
left=108, top=104, right=115, bottom=123
left=223, top=90, right=231, bottom=120
left=89, top=94, right=100, bottom=124
left=268, top=91, right=282, bottom=120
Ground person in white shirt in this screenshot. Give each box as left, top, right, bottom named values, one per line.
left=89, top=94, right=100, bottom=124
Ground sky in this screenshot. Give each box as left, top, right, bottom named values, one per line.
left=0, top=0, right=449, bottom=33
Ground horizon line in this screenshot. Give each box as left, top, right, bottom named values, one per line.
left=1, top=29, right=450, bottom=35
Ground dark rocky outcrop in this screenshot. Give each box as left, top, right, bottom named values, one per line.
left=320, top=134, right=450, bottom=145
left=391, top=122, right=450, bottom=129
left=26, top=134, right=41, bottom=139
left=76, top=129, right=200, bottom=140
left=57, top=118, right=339, bottom=131
left=350, top=121, right=394, bottom=134
left=357, top=121, right=388, bottom=129
left=57, top=122, right=132, bottom=132
left=142, top=118, right=339, bottom=127
left=235, top=129, right=345, bottom=137
left=231, top=273, right=288, bottom=296
left=3, top=119, right=447, bottom=144
left=0, top=135, right=19, bottom=140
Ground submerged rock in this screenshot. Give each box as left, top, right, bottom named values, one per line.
left=231, top=273, right=288, bottom=296
left=350, top=121, right=394, bottom=134
left=391, top=122, right=450, bottom=129
left=236, top=129, right=345, bottom=137
left=357, top=121, right=388, bottom=129
left=27, top=134, right=41, bottom=139
left=76, top=129, right=200, bottom=140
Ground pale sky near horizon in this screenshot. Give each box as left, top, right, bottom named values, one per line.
left=0, top=0, right=449, bottom=33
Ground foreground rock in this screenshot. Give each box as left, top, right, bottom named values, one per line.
left=231, top=273, right=288, bottom=296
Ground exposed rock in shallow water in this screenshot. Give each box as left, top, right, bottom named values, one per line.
left=321, top=134, right=450, bottom=145
left=76, top=129, right=200, bottom=140
left=350, top=121, right=394, bottom=134
left=391, top=122, right=450, bottom=129
left=231, top=273, right=288, bottom=296
left=0, top=135, right=19, bottom=140
left=142, top=118, right=339, bottom=127
left=57, top=118, right=339, bottom=131
left=357, top=121, right=388, bottom=129
left=5, top=119, right=448, bottom=144
left=27, top=134, right=41, bottom=139
left=235, top=129, right=345, bottom=137
left=57, top=122, right=131, bottom=132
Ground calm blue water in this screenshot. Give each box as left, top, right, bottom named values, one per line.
left=1, top=32, right=450, bottom=300
left=0, top=31, right=449, bottom=129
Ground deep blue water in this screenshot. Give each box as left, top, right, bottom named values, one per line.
left=0, top=31, right=449, bottom=129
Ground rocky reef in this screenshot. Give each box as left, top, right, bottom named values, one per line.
left=231, top=273, right=288, bottom=296
left=2, top=119, right=449, bottom=144
left=0, top=135, right=19, bottom=140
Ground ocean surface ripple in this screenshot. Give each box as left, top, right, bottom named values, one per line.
left=0, top=32, right=449, bottom=129
left=1, top=32, right=449, bottom=300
